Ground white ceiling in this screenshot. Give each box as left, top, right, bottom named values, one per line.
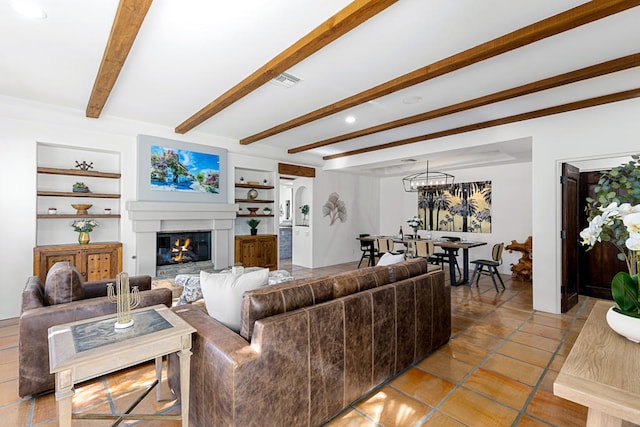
left=2, top=0, right=639, bottom=176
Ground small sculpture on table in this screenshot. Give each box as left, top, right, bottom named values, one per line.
left=506, top=236, right=532, bottom=281
left=107, top=272, right=140, bottom=329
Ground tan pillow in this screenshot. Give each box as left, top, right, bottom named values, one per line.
left=44, top=262, right=85, bottom=305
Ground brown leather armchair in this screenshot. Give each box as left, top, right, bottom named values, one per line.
left=18, top=262, right=173, bottom=397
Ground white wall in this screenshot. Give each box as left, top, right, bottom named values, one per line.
left=379, top=162, right=533, bottom=275
left=312, top=170, right=380, bottom=268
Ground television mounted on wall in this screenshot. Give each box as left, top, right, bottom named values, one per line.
left=136, top=135, right=228, bottom=203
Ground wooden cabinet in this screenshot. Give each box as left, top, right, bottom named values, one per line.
left=33, top=242, right=123, bottom=282
left=234, top=235, right=278, bottom=270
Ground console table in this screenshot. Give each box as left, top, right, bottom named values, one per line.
left=48, top=304, right=195, bottom=427
left=554, top=300, right=640, bottom=426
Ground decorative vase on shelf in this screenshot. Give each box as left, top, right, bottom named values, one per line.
left=78, top=232, right=90, bottom=245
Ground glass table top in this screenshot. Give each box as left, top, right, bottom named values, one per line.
left=71, top=309, right=172, bottom=353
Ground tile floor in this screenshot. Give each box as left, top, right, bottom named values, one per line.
left=0, top=261, right=629, bottom=426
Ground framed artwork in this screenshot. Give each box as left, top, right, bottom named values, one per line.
left=418, top=180, right=491, bottom=233
left=136, top=135, right=228, bottom=203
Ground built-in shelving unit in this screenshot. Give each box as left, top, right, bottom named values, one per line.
left=36, top=144, right=121, bottom=246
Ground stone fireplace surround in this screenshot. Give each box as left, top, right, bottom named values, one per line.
left=126, top=201, right=236, bottom=277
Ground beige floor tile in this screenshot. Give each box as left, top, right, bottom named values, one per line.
left=525, top=388, right=588, bottom=427
left=32, top=391, right=57, bottom=425
left=548, top=354, right=566, bottom=372
left=416, top=352, right=474, bottom=383
left=483, top=353, right=544, bottom=387
left=389, top=367, right=455, bottom=407
left=323, top=409, right=378, bottom=426
left=0, top=399, right=31, bottom=426
left=463, top=368, right=533, bottom=410
left=0, top=379, right=22, bottom=409
left=422, top=410, right=467, bottom=426
left=466, top=318, right=518, bottom=339
left=537, top=369, right=558, bottom=394
left=515, top=414, right=555, bottom=426
left=497, top=341, right=554, bottom=368
left=0, top=324, right=18, bottom=338
left=519, top=322, right=566, bottom=341
left=354, top=385, right=431, bottom=427
left=0, top=334, right=18, bottom=350
left=529, top=312, right=572, bottom=330
left=439, top=387, right=519, bottom=426
left=450, top=329, right=503, bottom=353
left=509, top=331, right=560, bottom=353
left=437, top=340, right=489, bottom=366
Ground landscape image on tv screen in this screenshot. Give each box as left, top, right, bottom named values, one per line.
left=149, top=145, right=220, bottom=194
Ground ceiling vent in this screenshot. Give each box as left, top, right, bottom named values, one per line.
left=271, top=72, right=301, bottom=88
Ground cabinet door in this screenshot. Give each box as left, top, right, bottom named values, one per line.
left=239, top=240, right=264, bottom=268
left=262, top=237, right=277, bottom=270
left=34, top=249, right=82, bottom=282
left=85, top=248, right=118, bottom=281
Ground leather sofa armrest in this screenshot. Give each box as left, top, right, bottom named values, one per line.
left=168, top=305, right=257, bottom=425
left=83, top=275, right=152, bottom=299
left=22, top=276, right=45, bottom=312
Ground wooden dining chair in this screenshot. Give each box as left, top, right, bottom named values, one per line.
left=469, top=243, right=506, bottom=291
left=410, top=240, right=439, bottom=265
left=376, top=238, right=399, bottom=256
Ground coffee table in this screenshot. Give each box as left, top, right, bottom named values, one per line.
left=48, top=304, right=195, bottom=427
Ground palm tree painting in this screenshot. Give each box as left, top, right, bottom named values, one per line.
left=419, top=181, right=491, bottom=233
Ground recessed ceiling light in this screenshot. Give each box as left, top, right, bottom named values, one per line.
left=11, top=1, right=47, bottom=19
left=402, top=96, right=422, bottom=105
left=345, top=116, right=356, bottom=124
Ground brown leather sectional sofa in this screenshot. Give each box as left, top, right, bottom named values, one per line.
left=168, top=258, right=449, bottom=426
left=19, top=271, right=173, bottom=397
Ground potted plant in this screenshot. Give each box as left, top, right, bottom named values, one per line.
left=71, top=218, right=98, bottom=244
left=406, top=216, right=424, bottom=237
left=580, top=155, right=640, bottom=341
left=263, top=207, right=272, bottom=215
left=299, top=204, right=309, bottom=225
left=72, top=182, right=90, bottom=193
left=247, top=219, right=261, bottom=235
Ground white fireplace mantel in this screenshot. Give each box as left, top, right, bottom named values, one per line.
left=126, top=201, right=237, bottom=277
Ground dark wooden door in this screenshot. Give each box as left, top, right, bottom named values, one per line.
left=578, top=171, right=626, bottom=299
left=561, top=164, right=579, bottom=312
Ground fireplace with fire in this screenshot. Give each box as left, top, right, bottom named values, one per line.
left=157, top=231, right=211, bottom=268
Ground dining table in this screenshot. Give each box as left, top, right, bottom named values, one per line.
left=356, top=235, right=486, bottom=286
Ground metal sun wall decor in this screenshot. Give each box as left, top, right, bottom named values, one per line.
left=418, top=180, right=492, bottom=233
left=322, top=192, right=347, bottom=225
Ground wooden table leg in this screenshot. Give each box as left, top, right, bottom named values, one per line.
left=586, top=408, right=622, bottom=427
left=55, top=369, right=74, bottom=427
left=178, top=335, right=193, bottom=427
left=155, top=356, right=162, bottom=401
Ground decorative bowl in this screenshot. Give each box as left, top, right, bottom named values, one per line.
left=247, top=207, right=259, bottom=216
left=71, top=204, right=93, bottom=215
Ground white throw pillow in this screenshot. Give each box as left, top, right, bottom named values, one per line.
left=377, top=252, right=405, bottom=266
left=200, top=268, right=269, bottom=332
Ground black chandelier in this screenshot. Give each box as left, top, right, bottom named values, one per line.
left=402, top=161, right=455, bottom=192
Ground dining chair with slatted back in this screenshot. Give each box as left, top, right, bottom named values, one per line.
left=469, top=242, right=506, bottom=291
left=413, top=240, right=440, bottom=265
left=376, top=238, right=397, bottom=255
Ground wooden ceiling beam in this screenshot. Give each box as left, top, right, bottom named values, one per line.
left=289, top=53, right=640, bottom=153
left=86, top=0, right=153, bottom=118
left=242, top=0, right=640, bottom=145
left=174, top=0, right=399, bottom=134
left=322, top=88, right=640, bottom=160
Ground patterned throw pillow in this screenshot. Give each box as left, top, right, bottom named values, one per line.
left=175, top=274, right=202, bottom=305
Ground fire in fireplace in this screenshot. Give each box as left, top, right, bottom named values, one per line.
left=157, top=231, right=211, bottom=266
